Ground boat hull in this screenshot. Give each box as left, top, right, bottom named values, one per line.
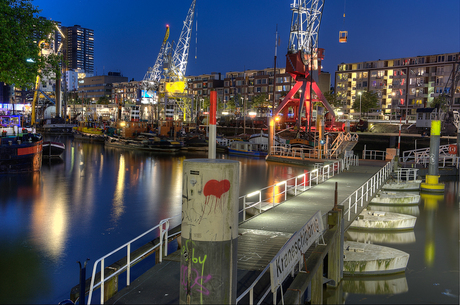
left=43, top=141, right=65, bottom=159
left=228, top=148, right=267, bottom=157
left=0, top=137, right=43, bottom=173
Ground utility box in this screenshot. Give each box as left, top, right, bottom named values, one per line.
left=386, top=148, right=397, bottom=160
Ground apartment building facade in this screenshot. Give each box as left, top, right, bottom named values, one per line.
left=63, top=25, right=95, bottom=74
left=335, top=52, right=460, bottom=119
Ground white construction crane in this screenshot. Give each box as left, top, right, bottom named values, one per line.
left=142, top=25, right=170, bottom=92
left=288, top=0, right=324, bottom=56
left=170, top=0, right=196, bottom=82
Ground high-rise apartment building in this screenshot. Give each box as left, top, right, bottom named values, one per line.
left=63, top=25, right=94, bottom=75
left=335, top=52, right=460, bottom=120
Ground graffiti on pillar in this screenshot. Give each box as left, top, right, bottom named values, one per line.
left=181, top=240, right=212, bottom=296
left=181, top=265, right=212, bottom=296
left=202, top=179, right=230, bottom=217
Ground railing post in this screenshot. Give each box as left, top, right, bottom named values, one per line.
left=259, top=193, right=262, bottom=214
left=243, top=196, right=246, bottom=221
left=127, top=244, right=131, bottom=286
left=348, top=197, right=351, bottom=221
left=101, top=259, right=105, bottom=304
left=159, top=225, right=163, bottom=263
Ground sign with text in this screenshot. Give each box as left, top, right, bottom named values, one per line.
left=269, top=210, right=324, bottom=292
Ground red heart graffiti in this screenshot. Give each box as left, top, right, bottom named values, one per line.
left=203, top=179, right=230, bottom=199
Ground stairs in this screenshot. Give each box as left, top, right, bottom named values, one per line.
left=328, top=132, right=359, bottom=158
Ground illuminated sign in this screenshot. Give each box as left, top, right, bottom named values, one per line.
left=141, top=90, right=154, bottom=98
left=165, top=81, right=186, bottom=94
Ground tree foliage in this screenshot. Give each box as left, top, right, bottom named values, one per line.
left=429, top=95, right=450, bottom=111
left=323, top=89, right=343, bottom=109
left=0, top=0, right=56, bottom=89
left=252, top=93, right=270, bottom=109
left=352, top=90, right=379, bottom=115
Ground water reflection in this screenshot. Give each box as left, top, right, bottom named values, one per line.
left=368, top=204, right=420, bottom=216
left=345, top=230, right=416, bottom=244
left=342, top=273, right=409, bottom=295
left=112, top=154, right=126, bottom=224
left=421, top=192, right=444, bottom=267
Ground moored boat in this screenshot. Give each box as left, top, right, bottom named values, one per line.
left=343, top=241, right=410, bottom=276
left=105, top=136, right=181, bottom=153
left=42, top=141, right=65, bottom=159
left=0, top=115, right=43, bottom=173
left=228, top=141, right=267, bottom=157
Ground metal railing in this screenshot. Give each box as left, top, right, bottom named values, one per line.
left=342, top=160, right=394, bottom=222
left=86, top=155, right=360, bottom=305
left=401, top=143, right=457, bottom=163
left=239, top=160, right=349, bottom=221
left=87, top=218, right=177, bottom=304
left=362, top=149, right=386, bottom=160
left=414, top=152, right=459, bottom=169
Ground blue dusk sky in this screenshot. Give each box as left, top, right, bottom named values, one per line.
left=33, top=0, right=459, bottom=83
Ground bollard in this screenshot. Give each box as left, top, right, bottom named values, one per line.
left=78, top=259, right=89, bottom=305
left=180, top=159, right=239, bottom=304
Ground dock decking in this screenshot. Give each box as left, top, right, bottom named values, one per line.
left=105, top=160, right=388, bottom=304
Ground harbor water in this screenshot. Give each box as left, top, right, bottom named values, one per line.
left=0, top=136, right=458, bottom=304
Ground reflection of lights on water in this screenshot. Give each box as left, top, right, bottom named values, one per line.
left=421, top=192, right=444, bottom=267
left=112, top=154, right=126, bottom=222
left=31, top=181, right=69, bottom=262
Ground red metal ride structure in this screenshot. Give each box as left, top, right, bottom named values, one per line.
left=273, top=0, right=335, bottom=131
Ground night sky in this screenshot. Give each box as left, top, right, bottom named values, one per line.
left=33, top=0, right=459, bottom=83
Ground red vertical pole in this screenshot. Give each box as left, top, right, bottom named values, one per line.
left=209, top=91, right=217, bottom=159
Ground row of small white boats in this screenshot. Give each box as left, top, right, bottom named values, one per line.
left=343, top=177, right=421, bottom=277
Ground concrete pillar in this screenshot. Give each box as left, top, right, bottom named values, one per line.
left=180, top=159, right=239, bottom=304
left=311, top=260, right=323, bottom=304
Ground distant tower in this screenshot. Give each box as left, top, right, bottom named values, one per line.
left=62, top=25, right=94, bottom=75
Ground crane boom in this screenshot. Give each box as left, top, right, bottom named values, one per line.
left=171, top=0, right=196, bottom=81
left=288, top=0, right=324, bottom=55
left=143, top=25, right=170, bottom=90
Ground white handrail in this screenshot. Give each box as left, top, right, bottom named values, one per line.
left=87, top=218, right=175, bottom=304
left=87, top=155, right=359, bottom=305
left=342, top=160, right=393, bottom=222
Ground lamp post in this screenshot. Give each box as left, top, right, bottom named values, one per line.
left=358, top=91, right=362, bottom=120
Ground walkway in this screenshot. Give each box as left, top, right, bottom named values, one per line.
left=105, top=160, right=388, bottom=304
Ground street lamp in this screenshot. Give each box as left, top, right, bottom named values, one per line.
left=358, top=91, right=362, bottom=120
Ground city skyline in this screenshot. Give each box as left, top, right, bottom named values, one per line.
left=34, top=0, right=459, bottom=83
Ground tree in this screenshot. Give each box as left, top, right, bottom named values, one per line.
left=252, top=93, right=270, bottom=109
left=0, top=0, right=56, bottom=89
left=429, top=95, right=449, bottom=112
left=323, top=89, right=343, bottom=109
left=352, top=90, right=379, bottom=116
left=97, top=95, right=110, bottom=105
